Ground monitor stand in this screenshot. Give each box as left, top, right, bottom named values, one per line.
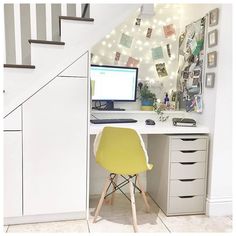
left=93, top=101, right=125, bottom=111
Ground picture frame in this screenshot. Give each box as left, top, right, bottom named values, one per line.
left=205, top=73, right=215, bottom=88
left=209, top=8, right=219, bottom=27
left=207, top=51, right=217, bottom=68
left=208, top=29, right=218, bottom=48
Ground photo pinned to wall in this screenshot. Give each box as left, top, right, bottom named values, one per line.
left=208, top=29, right=218, bottom=48
left=119, top=33, right=133, bottom=48
left=163, top=24, right=176, bottom=38
left=114, top=52, right=121, bottom=64
left=207, top=51, right=217, bottom=68
left=135, top=18, right=141, bottom=26
left=185, top=95, right=202, bottom=113
left=205, top=72, right=215, bottom=88
left=146, top=28, right=153, bottom=38
left=115, top=52, right=121, bottom=61
left=126, top=57, right=139, bottom=67
left=152, top=46, right=164, bottom=60
left=155, top=63, right=168, bottom=77
left=166, top=44, right=171, bottom=57
left=195, top=95, right=203, bottom=113
left=209, top=8, right=219, bottom=27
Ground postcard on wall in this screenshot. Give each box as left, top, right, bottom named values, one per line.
left=166, top=44, right=171, bottom=57
left=146, top=28, right=153, bottom=38
left=152, top=46, right=164, bottom=60
left=163, top=24, right=176, bottom=38
left=195, top=95, right=203, bottom=113
left=119, top=33, right=133, bottom=48
left=155, top=63, right=168, bottom=77
left=135, top=18, right=141, bottom=26
left=126, top=57, right=139, bottom=67
left=115, top=52, right=121, bottom=62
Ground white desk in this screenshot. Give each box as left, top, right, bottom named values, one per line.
left=90, top=110, right=210, bottom=135
left=89, top=114, right=210, bottom=216
left=90, top=120, right=210, bottom=135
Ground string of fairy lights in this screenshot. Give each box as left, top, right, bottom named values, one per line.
left=91, top=4, right=185, bottom=99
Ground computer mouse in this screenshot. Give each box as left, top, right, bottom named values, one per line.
left=145, top=119, right=155, bottom=125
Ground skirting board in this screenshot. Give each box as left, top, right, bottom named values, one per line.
left=206, top=197, right=232, bottom=216
left=4, top=211, right=86, bottom=225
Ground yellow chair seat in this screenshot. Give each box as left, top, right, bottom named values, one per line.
left=94, top=126, right=153, bottom=175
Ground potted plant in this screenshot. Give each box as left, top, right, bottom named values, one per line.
left=138, top=82, right=156, bottom=111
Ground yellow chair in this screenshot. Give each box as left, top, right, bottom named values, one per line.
left=93, top=126, right=153, bottom=232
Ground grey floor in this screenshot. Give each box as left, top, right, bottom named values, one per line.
left=4, top=194, right=232, bottom=233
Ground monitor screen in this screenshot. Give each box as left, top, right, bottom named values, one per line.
left=91, top=64, right=138, bottom=101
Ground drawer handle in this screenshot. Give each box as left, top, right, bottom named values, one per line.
left=180, top=150, right=197, bottom=153
left=179, top=179, right=196, bottom=182
left=179, top=196, right=195, bottom=199
left=179, top=162, right=196, bottom=165
left=181, top=138, right=197, bottom=141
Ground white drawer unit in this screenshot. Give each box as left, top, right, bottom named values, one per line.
left=147, top=134, right=208, bottom=216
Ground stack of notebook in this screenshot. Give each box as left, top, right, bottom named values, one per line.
left=172, top=118, right=196, bottom=127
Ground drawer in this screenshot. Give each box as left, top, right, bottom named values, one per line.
left=170, top=162, right=206, bottom=179
left=169, top=179, right=205, bottom=196
left=171, top=150, right=206, bottom=163
left=171, top=138, right=207, bottom=151
left=169, top=196, right=205, bottom=214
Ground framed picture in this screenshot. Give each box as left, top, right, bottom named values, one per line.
left=205, top=73, right=215, bottom=88
left=209, top=8, right=219, bottom=27
left=208, top=29, right=218, bottom=47
left=207, top=51, right=217, bottom=68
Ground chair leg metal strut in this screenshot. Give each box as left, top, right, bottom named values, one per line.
left=93, top=173, right=150, bottom=232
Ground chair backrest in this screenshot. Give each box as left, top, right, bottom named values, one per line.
left=94, top=126, right=150, bottom=175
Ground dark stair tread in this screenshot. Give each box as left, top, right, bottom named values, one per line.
left=29, top=39, right=65, bottom=45
left=59, top=16, right=94, bottom=22
left=4, top=64, right=36, bottom=69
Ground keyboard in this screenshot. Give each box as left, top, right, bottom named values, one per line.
left=90, top=118, right=137, bottom=124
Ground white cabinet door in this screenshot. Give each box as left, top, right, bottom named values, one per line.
left=23, top=77, right=87, bottom=215
left=4, top=132, right=22, bottom=217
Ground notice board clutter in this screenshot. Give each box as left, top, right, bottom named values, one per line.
left=176, top=17, right=206, bottom=113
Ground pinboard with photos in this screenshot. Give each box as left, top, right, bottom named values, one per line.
left=176, top=17, right=206, bottom=113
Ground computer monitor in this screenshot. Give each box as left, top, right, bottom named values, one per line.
left=91, top=64, right=138, bottom=110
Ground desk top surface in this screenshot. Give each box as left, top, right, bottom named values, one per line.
left=89, top=120, right=210, bottom=135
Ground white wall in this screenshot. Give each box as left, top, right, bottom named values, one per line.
left=179, top=4, right=232, bottom=216
left=91, top=4, right=184, bottom=101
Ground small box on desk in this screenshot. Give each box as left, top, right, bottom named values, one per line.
left=172, top=118, right=196, bottom=127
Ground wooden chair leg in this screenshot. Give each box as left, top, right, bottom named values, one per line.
left=93, top=176, right=111, bottom=223
left=110, top=174, right=118, bottom=205
left=129, top=180, right=138, bottom=233
left=137, top=174, right=150, bottom=213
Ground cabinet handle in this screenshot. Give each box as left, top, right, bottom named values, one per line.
left=181, top=138, right=197, bottom=141
left=179, top=196, right=195, bottom=198
left=180, top=150, right=197, bottom=153
left=179, top=162, right=196, bottom=165
left=179, top=179, right=196, bottom=182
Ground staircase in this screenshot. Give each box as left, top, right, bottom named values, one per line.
left=3, top=3, right=139, bottom=117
